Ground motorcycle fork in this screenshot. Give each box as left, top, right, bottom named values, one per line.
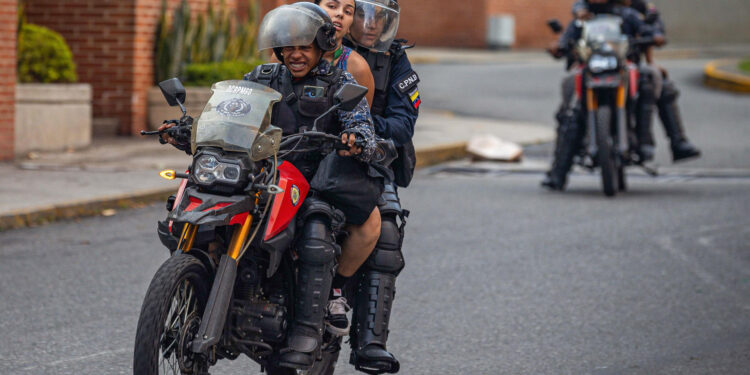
left=586, top=87, right=599, bottom=157
left=616, top=85, right=628, bottom=155
left=177, top=224, right=198, bottom=252
left=190, top=213, right=256, bottom=356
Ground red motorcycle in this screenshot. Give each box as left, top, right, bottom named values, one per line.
left=548, top=16, right=657, bottom=196
left=133, top=78, right=393, bottom=374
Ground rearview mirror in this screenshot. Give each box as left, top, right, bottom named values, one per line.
left=158, top=78, right=187, bottom=107
left=547, top=19, right=563, bottom=34
left=334, top=83, right=368, bottom=111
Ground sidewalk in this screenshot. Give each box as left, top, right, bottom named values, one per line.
left=0, top=109, right=553, bottom=230
left=704, top=59, right=750, bottom=93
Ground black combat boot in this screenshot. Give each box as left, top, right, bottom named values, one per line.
left=658, top=81, right=701, bottom=162
left=635, top=77, right=657, bottom=163
left=542, top=109, right=584, bottom=191
left=350, top=271, right=400, bottom=374
left=350, top=215, right=404, bottom=374
left=278, top=214, right=337, bottom=370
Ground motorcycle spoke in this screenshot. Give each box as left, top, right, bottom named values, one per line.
left=158, top=279, right=199, bottom=375
left=159, top=351, right=179, bottom=375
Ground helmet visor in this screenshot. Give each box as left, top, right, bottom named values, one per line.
left=257, top=5, right=325, bottom=51
left=349, top=0, right=400, bottom=52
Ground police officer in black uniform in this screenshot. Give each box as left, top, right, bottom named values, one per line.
left=343, top=0, right=419, bottom=373
left=245, top=3, right=382, bottom=370
left=542, top=0, right=655, bottom=190
left=571, top=0, right=701, bottom=162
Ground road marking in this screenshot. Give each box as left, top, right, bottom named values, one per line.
left=18, top=348, right=130, bottom=371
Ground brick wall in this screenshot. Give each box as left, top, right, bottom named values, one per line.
left=0, top=0, right=16, bottom=160
left=257, top=0, right=572, bottom=49
left=398, top=0, right=572, bottom=49
left=26, top=0, right=240, bottom=136
left=486, top=0, right=572, bottom=48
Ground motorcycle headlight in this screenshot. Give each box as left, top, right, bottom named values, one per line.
left=588, top=54, right=618, bottom=73
left=193, top=154, right=243, bottom=185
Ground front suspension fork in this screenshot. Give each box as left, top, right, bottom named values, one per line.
left=175, top=210, right=257, bottom=356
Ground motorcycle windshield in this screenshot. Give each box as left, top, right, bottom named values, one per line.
left=192, top=80, right=282, bottom=156
left=584, top=16, right=623, bottom=44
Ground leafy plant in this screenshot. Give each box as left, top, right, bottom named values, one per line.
left=739, top=59, right=750, bottom=74
left=182, top=59, right=264, bottom=87
left=154, top=0, right=261, bottom=84
left=17, top=23, right=78, bottom=83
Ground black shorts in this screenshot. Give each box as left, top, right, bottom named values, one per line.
left=310, top=153, right=386, bottom=225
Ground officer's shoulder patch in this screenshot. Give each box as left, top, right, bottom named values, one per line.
left=395, top=70, right=420, bottom=94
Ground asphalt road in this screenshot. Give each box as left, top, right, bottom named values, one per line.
left=2, top=58, right=749, bottom=374
left=415, top=58, right=750, bottom=170
left=1, top=171, right=749, bottom=374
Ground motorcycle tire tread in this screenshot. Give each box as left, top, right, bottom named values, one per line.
left=133, top=254, right=210, bottom=375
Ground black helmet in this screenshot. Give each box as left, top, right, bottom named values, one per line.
left=257, top=2, right=337, bottom=62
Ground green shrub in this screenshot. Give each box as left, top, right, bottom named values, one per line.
left=182, top=59, right=263, bottom=87
left=739, top=59, right=750, bottom=74
left=17, top=23, right=77, bottom=83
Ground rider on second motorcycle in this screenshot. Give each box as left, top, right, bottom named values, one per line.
left=572, top=0, right=701, bottom=163
left=542, top=0, right=657, bottom=191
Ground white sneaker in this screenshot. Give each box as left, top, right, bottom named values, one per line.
left=325, top=297, right=351, bottom=336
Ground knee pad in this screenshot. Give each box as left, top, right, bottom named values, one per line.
left=659, top=80, right=680, bottom=104
left=301, top=197, right=336, bottom=221
left=297, top=215, right=337, bottom=266
left=366, top=216, right=405, bottom=276
left=377, top=184, right=402, bottom=216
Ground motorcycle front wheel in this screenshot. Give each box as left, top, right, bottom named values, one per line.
left=595, top=105, right=618, bottom=197
left=134, top=253, right=211, bottom=375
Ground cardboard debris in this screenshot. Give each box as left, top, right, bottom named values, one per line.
left=467, top=134, right=523, bottom=162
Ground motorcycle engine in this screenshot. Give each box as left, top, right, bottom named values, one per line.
left=232, top=300, right=287, bottom=343
left=230, top=258, right=287, bottom=344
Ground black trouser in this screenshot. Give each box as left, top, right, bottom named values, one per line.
left=547, top=73, right=585, bottom=186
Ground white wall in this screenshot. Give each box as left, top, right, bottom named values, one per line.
left=652, top=0, right=750, bottom=44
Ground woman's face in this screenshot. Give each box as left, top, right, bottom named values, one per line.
left=350, top=5, right=386, bottom=48
left=320, top=0, right=355, bottom=42
left=281, top=44, right=323, bottom=78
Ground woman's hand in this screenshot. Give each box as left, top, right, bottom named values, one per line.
left=338, top=132, right=362, bottom=157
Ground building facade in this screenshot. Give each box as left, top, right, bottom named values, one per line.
left=1, top=0, right=748, bottom=161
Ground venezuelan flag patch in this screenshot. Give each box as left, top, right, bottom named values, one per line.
left=409, top=88, right=421, bottom=110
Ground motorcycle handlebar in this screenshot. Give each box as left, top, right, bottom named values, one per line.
left=279, top=131, right=364, bottom=153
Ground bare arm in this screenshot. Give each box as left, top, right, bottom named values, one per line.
left=346, top=51, right=375, bottom=108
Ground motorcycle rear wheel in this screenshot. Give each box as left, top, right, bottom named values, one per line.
left=595, top=105, right=618, bottom=197
left=134, top=253, right=211, bottom=375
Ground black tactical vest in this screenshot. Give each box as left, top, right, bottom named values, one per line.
left=245, top=63, right=343, bottom=136
left=244, top=63, right=344, bottom=179
left=347, top=41, right=404, bottom=117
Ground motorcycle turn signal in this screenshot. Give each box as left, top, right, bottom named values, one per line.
left=159, top=169, right=189, bottom=180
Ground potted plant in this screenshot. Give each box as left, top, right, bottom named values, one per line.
left=15, top=14, right=92, bottom=156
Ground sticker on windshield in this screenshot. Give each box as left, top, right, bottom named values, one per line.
left=217, top=98, right=251, bottom=117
